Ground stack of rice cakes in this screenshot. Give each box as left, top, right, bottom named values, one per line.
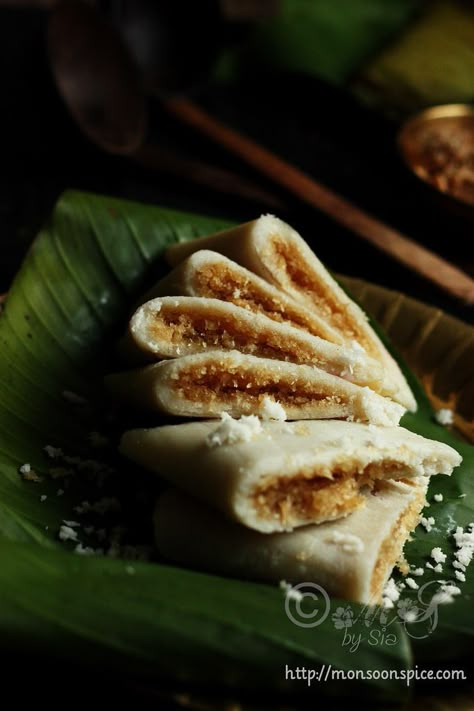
left=109, top=216, right=461, bottom=604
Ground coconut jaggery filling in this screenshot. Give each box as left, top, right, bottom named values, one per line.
left=252, top=461, right=409, bottom=526
left=174, top=362, right=345, bottom=408
left=266, top=235, right=374, bottom=354
left=192, top=262, right=342, bottom=344
left=370, top=480, right=426, bottom=601
left=150, top=310, right=250, bottom=352
left=147, top=304, right=337, bottom=371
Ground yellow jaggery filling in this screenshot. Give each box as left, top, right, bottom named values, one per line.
left=193, top=263, right=340, bottom=343
left=267, top=235, right=374, bottom=353
left=370, top=480, right=426, bottom=600
left=174, top=363, right=342, bottom=407
left=255, top=476, right=362, bottom=524
left=148, top=305, right=331, bottom=369
left=253, top=462, right=408, bottom=525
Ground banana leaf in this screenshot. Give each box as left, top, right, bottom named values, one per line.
left=0, top=190, right=472, bottom=703
left=213, top=0, right=422, bottom=85
left=354, top=2, right=474, bottom=113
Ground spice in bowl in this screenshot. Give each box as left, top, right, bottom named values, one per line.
left=399, top=105, right=474, bottom=208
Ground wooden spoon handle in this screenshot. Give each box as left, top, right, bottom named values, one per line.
left=165, top=97, right=474, bottom=306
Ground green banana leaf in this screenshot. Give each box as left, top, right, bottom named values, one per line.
left=214, top=0, right=422, bottom=85
left=355, top=2, right=474, bottom=113
left=0, top=190, right=472, bottom=703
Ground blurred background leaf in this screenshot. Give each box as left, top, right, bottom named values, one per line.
left=214, top=0, right=423, bottom=85
left=354, top=2, right=474, bottom=112
left=214, top=0, right=474, bottom=115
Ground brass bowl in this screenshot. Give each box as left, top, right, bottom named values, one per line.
left=398, top=104, right=474, bottom=214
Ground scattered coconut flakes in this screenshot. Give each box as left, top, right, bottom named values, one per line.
left=456, top=549, right=472, bottom=567
left=324, top=531, right=364, bottom=554
left=259, top=396, right=287, bottom=421
left=59, top=525, right=78, bottom=542
left=382, top=597, right=394, bottom=609
left=421, top=516, right=435, bottom=532
left=75, top=543, right=94, bottom=555
left=404, top=609, right=418, bottom=623
left=206, top=412, right=262, bottom=448
left=40, top=494, right=47, bottom=502
left=433, top=564, right=443, bottom=573
left=430, top=579, right=462, bottom=605
left=287, top=587, right=304, bottom=602
left=43, top=445, right=63, bottom=459
left=426, top=562, right=434, bottom=569
left=459, top=494, right=466, bottom=498
left=435, top=408, right=454, bottom=426
left=453, top=523, right=474, bottom=569
left=433, top=493, right=444, bottom=503
left=440, top=583, right=461, bottom=596
left=453, top=524, right=474, bottom=549
left=411, top=567, right=424, bottom=577
left=432, top=591, right=455, bottom=605
left=62, top=390, right=87, bottom=406
left=382, top=578, right=400, bottom=604
left=455, top=570, right=466, bottom=582
left=63, top=520, right=80, bottom=528
left=19, top=463, right=43, bottom=482
left=278, top=580, right=303, bottom=602
left=431, top=547, right=447, bottom=564
left=88, top=431, right=110, bottom=448
left=405, top=577, right=419, bottom=590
